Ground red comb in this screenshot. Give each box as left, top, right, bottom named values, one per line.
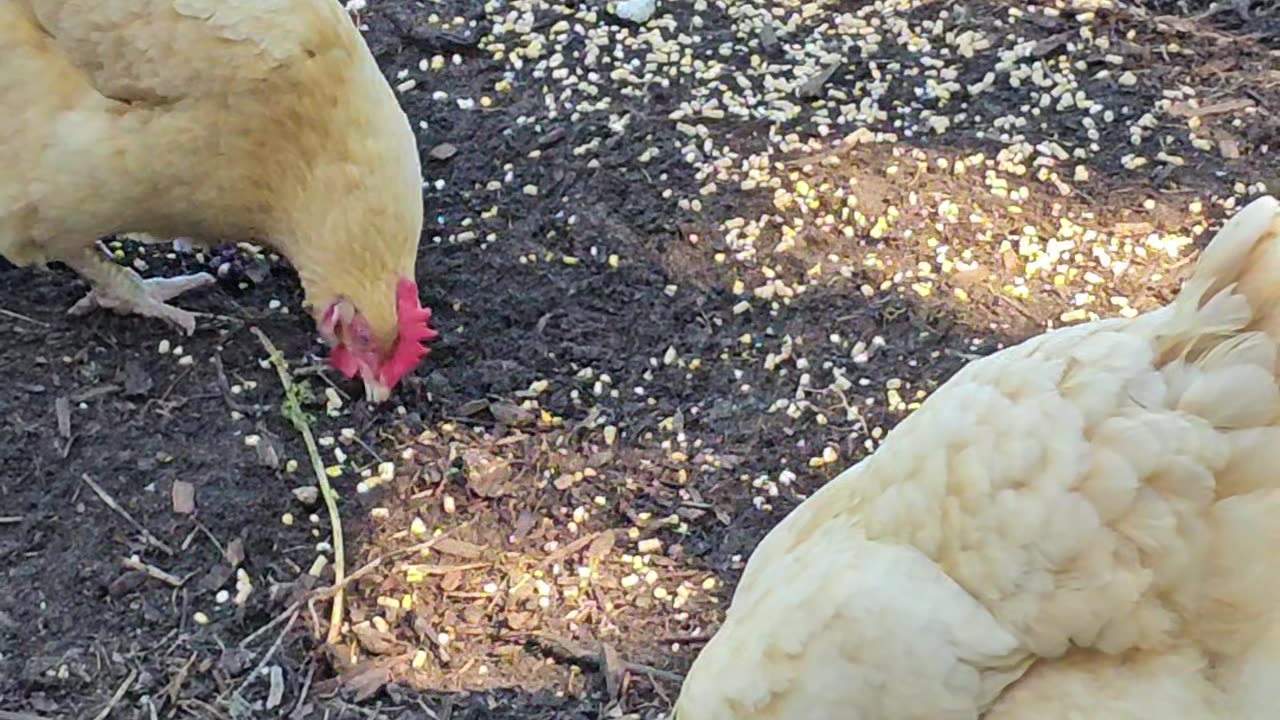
left=378, top=278, right=438, bottom=387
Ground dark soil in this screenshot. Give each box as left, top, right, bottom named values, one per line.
left=3, top=0, right=1278, bottom=717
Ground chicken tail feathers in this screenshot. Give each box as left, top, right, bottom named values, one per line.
left=1172, top=196, right=1280, bottom=340
left=1157, top=194, right=1280, bottom=351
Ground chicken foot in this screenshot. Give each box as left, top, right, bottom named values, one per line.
left=65, top=243, right=216, bottom=335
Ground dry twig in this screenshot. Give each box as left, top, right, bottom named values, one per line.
left=240, top=529, right=462, bottom=649
left=233, top=610, right=299, bottom=700
left=529, top=632, right=685, bottom=684
left=0, top=307, right=48, bottom=327
left=121, top=556, right=186, bottom=587
left=251, top=327, right=347, bottom=645
left=292, top=661, right=317, bottom=717
left=91, top=668, right=138, bottom=720
left=81, top=474, right=174, bottom=555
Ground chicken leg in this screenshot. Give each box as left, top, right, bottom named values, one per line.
left=65, top=243, right=215, bottom=335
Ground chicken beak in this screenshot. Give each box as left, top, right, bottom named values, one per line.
left=363, top=377, right=393, bottom=404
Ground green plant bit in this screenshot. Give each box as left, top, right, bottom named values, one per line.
left=251, top=327, right=346, bottom=646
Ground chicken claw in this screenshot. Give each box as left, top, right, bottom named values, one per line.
left=66, top=249, right=215, bottom=335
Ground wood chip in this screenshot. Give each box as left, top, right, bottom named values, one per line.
left=70, top=384, right=119, bottom=403
left=428, top=143, right=458, bottom=161
left=292, top=486, right=320, bottom=507
left=352, top=622, right=401, bottom=655
left=172, top=481, right=196, bottom=515
left=123, top=361, right=154, bottom=397
left=796, top=58, right=842, bottom=100
left=255, top=440, right=280, bottom=469
left=55, top=396, right=71, bottom=438
left=337, top=662, right=393, bottom=702
left=543, top=531, right=601, bottom=566
left=760, top=19, right=777, bottom=50
left=457, top=399, right=488, bottom=416
left=399, top=562, right=488, bottom=576
left=1031, top=31, right=1072, bottom=58
left=1023, top=11, right=1065, bottom=29
left=225, top=538, right=246, bottom=568
left=1219, top=135, right=1241, bottom=159
left=266, top=666, right=284, bottom=710
left=1168, top=97, right=1254, bottom=117
left=601, top=642, right=624, bottom=701
left=440, top=570, right=463, bottom=592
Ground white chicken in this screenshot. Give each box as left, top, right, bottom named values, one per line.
left=673, top=195, right=1280, bottom=719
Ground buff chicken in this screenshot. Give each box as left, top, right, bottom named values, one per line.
left=0, top=0, right=437, bottom=402
left=674, top=195, right=1280, bottom=720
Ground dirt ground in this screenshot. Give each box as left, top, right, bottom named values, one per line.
left=3, top=0, right=1280, bottom=717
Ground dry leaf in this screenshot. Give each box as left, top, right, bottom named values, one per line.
left=586, top=531, right=616, bottom=560
left=440, top=570, right=462, bottom=592
left=463, top=450, right=514, bottom=497
left=544, top=532, right=600, bottom=566
left=714, top=506, right=733, bottom=525
left=489, top=401, right=534, bottom=426
left=196, top=564, right=235, bottom=594
left=352, top=622, right=401, bottom=656
left=172, top=481, right=196, bottom=515
left=341, top=663, right=393, bottom=701
left=457, top=399, right=489, bottom=416
left=432, top=537, right=485, bottom=559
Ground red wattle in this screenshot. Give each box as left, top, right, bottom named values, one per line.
left=330, top=344, right=360, bottom=379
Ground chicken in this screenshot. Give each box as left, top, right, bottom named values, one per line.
left=672, top=195, right=1280, bottom=720
left=0, top=0, right=437, bottom=402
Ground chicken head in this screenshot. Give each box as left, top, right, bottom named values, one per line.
left=319, top=278, right=438, bottom=403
